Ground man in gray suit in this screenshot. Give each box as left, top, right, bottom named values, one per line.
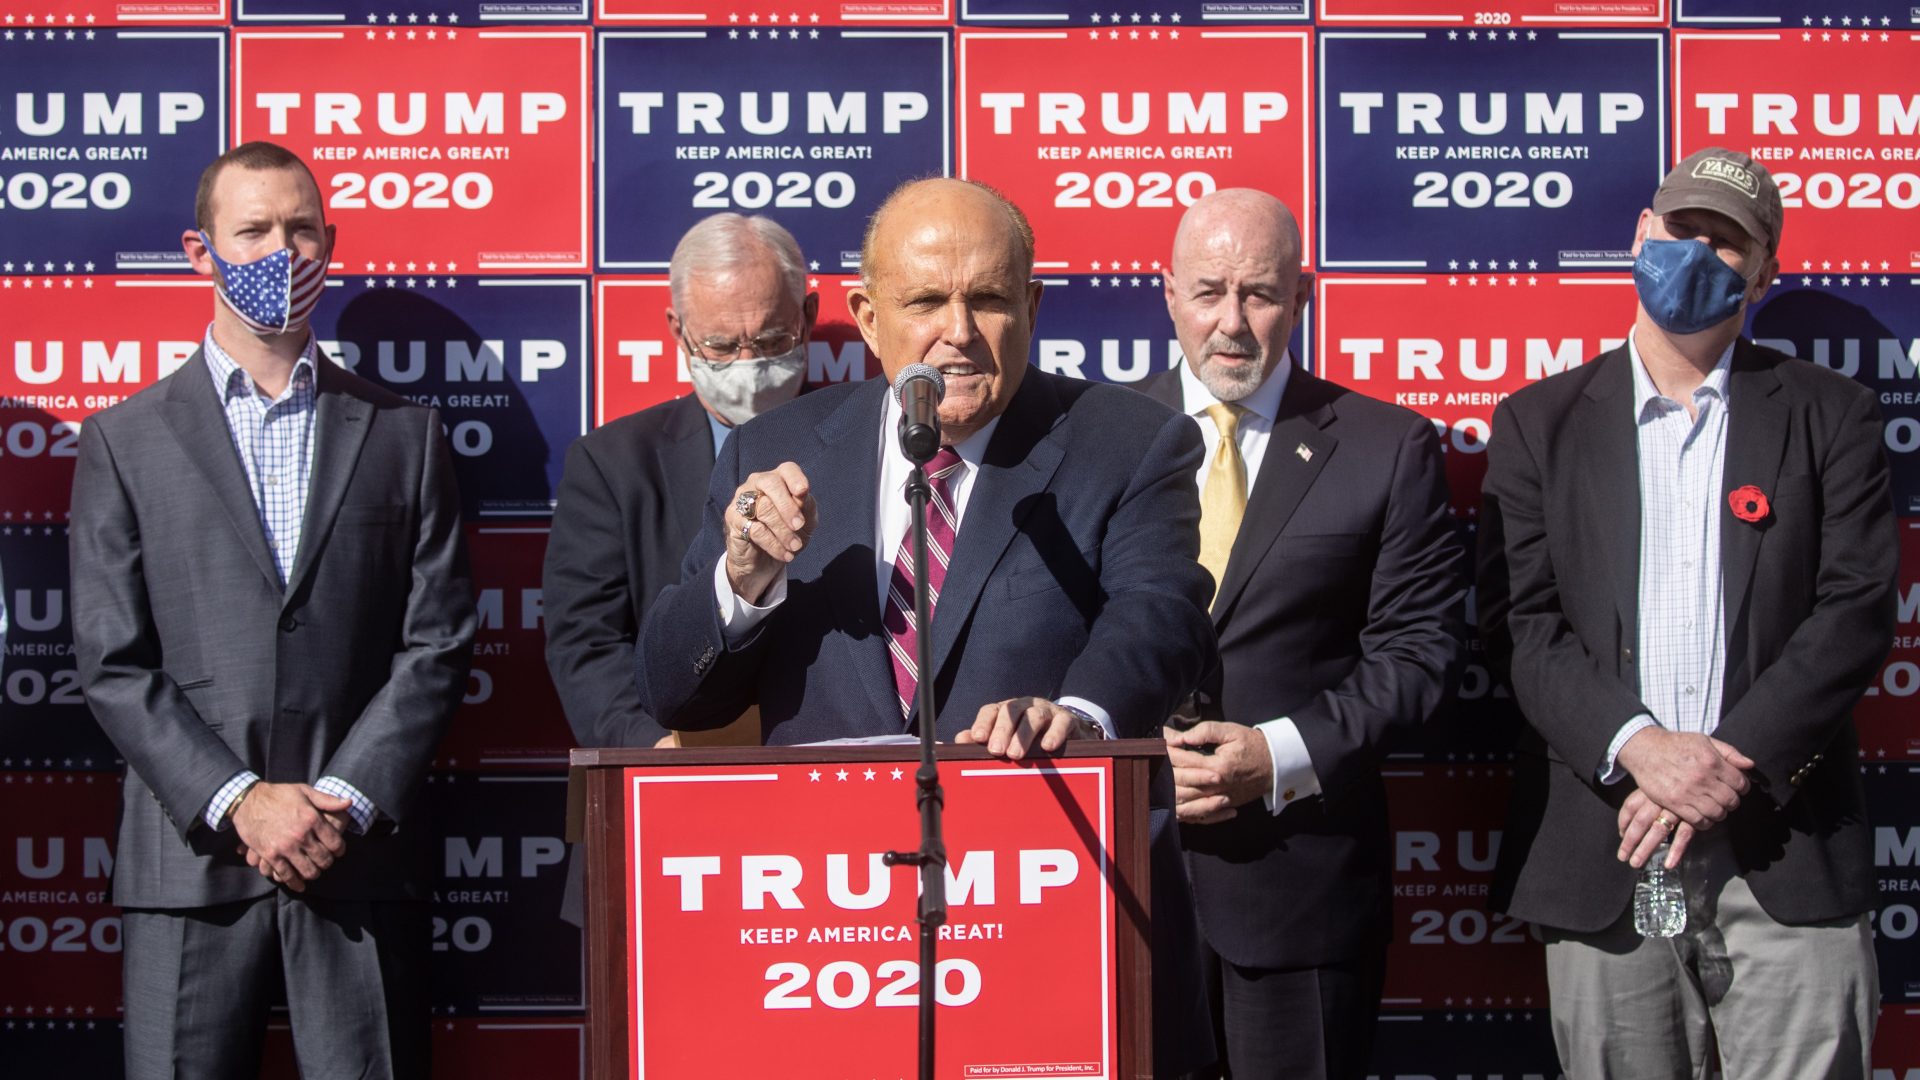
left=70, top=141, right=476, bottom=1080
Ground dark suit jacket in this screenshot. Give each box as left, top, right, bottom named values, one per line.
left=70, top=351, right=476, bottom=908
left=1478, top=339, right=1897, bottom=931
left=543, top=393, right=713, bottom=749
left=1144, top=368, right=1468, bottom=970
left=636, top=368, right=1216, bottom=743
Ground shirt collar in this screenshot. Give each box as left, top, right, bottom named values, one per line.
left=881, top=390, right=1004, bottom=482
left=1626, top=329, right=1733, bottom=422
left=707, top=411, right=732, bottom=458
left=203, top=325, right=318, bottom=406
left=1175, top=350, right=1292, bottom=422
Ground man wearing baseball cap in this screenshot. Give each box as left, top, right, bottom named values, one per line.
left=1477, top=147, right=1897, bottom=1076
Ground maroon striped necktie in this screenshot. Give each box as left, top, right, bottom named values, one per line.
left=882, top=446, right=964, bottom=722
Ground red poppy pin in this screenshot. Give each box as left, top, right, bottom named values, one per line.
left=1729, top=485, right=1770, bottom=524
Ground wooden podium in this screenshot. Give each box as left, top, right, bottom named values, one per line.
left=568, top=741, right=1166, bottom=1079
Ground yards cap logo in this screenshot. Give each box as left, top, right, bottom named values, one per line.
left=1692, top=157, right=1758, bottom=198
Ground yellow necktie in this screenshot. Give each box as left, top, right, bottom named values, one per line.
left=1199, top=402, right=1248, bottom=604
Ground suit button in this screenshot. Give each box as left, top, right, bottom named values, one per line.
left=279, top=613, right=299, bottom=632
left=1622, top=647, right=1634, bottom=663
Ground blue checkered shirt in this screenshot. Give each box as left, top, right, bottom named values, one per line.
left=199, top=330, right=376, bottom=834
left=1600, top=335, right=1733, bottom=782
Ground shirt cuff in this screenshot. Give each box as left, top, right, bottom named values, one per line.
left=713, top=554, right=786, bottom=646
left=1054, top=697, right=1115, bottom=740
left=1257, top=718, right=1321, bottom=814
left=1600, top=714, right=1661, bottom=785
left=204, top=770, right=260, bottom=831
left=314, top=775, right=378, bottom=835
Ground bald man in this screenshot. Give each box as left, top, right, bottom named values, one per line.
left=1142, top=190, right=1467, bottom=1079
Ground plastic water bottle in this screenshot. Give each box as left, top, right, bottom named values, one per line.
left=1633, top=840, right=1686, bottom=938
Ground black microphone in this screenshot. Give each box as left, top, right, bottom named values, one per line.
left=892, top=364, right=946, bottom=464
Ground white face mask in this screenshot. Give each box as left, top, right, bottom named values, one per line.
left=686, top=343, right=807, bottom=426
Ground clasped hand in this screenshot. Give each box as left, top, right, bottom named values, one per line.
left=231, top=782, right=353, bottom=892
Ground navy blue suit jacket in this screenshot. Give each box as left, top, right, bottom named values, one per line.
left=635, top=368, right=1216, bottom=744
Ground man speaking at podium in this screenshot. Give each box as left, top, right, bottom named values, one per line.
left=635, top=176, right=1214, bottom=754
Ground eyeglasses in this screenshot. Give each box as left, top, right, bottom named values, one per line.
left=681, top=328, right=801, bottom=362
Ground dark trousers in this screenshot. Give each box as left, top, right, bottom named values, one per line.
left=1200, top=940, right=1386, bottom=1080
left=122, top=891, right=430, bottom=1080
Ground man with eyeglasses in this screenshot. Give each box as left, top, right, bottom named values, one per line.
left=543, top=212, right=819, bottom=756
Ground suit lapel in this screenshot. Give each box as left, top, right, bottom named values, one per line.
left=658, top=394, right=716, bottom=553
left=159, top=351, right=282, bottom=590
left=809, top=380, right=898, bottom=727
left=928, top=373, right=1067, bottom=683
left=285, top=359, right=373, bottom=603
left=1212, top=372, right=1336, bottom=623
left=1720, top=341, right=1787, bottom=637
left=1572, top=349, right=1643, bottom=642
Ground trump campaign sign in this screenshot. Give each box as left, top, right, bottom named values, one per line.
left=313, top=276, right=588, bottom=517
left=1381, top=765, right=1547, bottom=1009
left=1674, top=2, right=1915, bottom=26
left=0, top=31, right=224, bottom=273
left=0, top=525, right=123, bottom=772
left=1, top=276, right=207, bottom=518
left=595, top=29, right=949, bottom=272
left=1853, top=522, right=1920, bottom=760
left=1314, top=274, right=1634, bottom=514
left=1319, top=0, right=1664, bottom=22
left=1745, top=276, right=1920, bottom=515
left=596, top=0, right=948, bottom=22
left=1674, top=31, right=1920, bottom=275
left=1029, top=273, right=1309, bottom=387
left=235, top=0, right=585, bottom=22
left=956, top=1, right=1304, bottom=22
left=594, top=274, right=872, bottom=424
left=1318, top=30, right=1666, bottom=270
left=1872, top=767, right=1920, bottom=1001
left=233, top=29, right=591, bottom=274
left=627, top=758, right=1118, bottom=1077
left=443, top=526, right=574, bottom=769
left=0, top=772, right=124, bottom=1014
left=958, top=29, right=1312, bottom=274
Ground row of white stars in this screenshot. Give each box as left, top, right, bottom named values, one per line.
left=1805, top=15, right=1896, bottom=26
left=1449, top=275, right=1537, bottom=286
left=366, top=27, right=457, bottom=38
left=1452, top=259, right=1539, bottom=271
left=1802, top=274, right=1895, bottom=287
left=1089, top=12, right=1180, bottom=23
left=4, top=1020, right=111, bottom=1031
left=1091, top=260, right=1162, bottom=271
left=2, top=278, right=93, bottom=289
left=366, top=259, right=458, bottom=271
left=1803, top=30, right=1894, bottom=41
left=1803, top=259, right=1894, bottom=271
left=0, top=525, right=67, bottom=535
left=6, top=262, right=95, bottom=273
left=0, top=771, right=105, bottom=781
left=1447, top=29, right=1536, bottom=40
left=729, top=27, right=817, bottom=38
left=4, top=28, right=97, bottom=39
left=0, top=757, right=102, bottom=767
left=1086, top=27, right=1179, bottom=39
left=2, top=1005, right=107, bottom=1015
left=808, top=766, right=905, bottom=780
left=366, top=276, right=458, bottom=287
left=730, top=11, right=820, bottom=22
left=367, top=11, right=459, bottom=22
left=1088, top=275, right=1158, bottom=287
left=0, top=511, right=64, bottom=520
left=4, top=13, right=97, bottom=23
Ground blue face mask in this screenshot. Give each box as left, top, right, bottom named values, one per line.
left=198, top=229, right=329, bottom=337
left=1632, top=237, right=1754, bottom=335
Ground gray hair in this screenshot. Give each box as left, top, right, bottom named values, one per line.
left=667, top=213, right=808, bottom=310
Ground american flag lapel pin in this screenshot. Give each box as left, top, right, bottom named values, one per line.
left=1296, top=443, right=1313, bottom=463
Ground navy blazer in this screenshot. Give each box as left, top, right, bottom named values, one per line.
left=1479, top=339, right=1897, bottom=931
left=635, top=368, right=1216, bottom=743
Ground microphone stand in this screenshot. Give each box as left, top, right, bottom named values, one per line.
left=884, top=446, right=946, bottom=1080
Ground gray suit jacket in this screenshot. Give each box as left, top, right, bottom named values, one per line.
left=70, top=349, right=476, bottom=909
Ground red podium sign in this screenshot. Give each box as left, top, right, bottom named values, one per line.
left=623, top=758, right=1119, bottom=1078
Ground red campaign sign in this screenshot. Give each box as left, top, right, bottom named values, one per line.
left=262, top=1019, right=586, bottom=1079
left=0, top=0, right=226, bottom=24
left=957, top=29, right=1313, bottom=273
left=593, top=274, right=873, bottom=425
left=594, top=0, right=950, bottom=23
left=1857, top=521, right=1920, bottom=759
left=1381, top=765, right=1548, bottom=1009
left=1314, top=273, right=1634, bottom=514
left=232, top=30, right=591, bottom=274
left=0, top=276, right=209, bottom=517
left=627, top=759, right=1118, bottom=1078
left=1674, top=31, right=1920, bottom=273
left=436, top=526, right=573, bottom=770
left=1876, top=1005, right=1920, bottom=1075
left=1317, top=0, right=1665, bottom=23
left=0, top=773, right=125, bottom=1014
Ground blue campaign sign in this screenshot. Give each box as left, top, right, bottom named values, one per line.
left=312, top=277, right=589, bottom=518
left=428, top=772, right=582, bottom=1012
left=1317, top=30, right=1666, bottom=272
left=1031, top=273, right=1308, bottom=389
left=235, top=0, right=584, bottom=22
left=0, top=31, right=224, bottom=275
left=0, top=524, right=122, bottom=772
left=955, top=0, right=1305, bottom=22
left=596, top=28, right=951, bottom=272
left=1746, top=277, right=1920, bottom=516
left=1675, top=1, right=1914, bottom=25
left=1867, top=766, right=1920, bottom=1001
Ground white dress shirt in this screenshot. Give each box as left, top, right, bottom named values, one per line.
left=1176, top=356, right=1320, bottom=815
left=1599, top=332, right=1733, bottom=782
left=712, top=390, right=1114, bottom=736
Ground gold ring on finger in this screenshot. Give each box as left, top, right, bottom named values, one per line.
left=734, top=489, right=760, bottom=521
left=1654, top=812, right=1674, bottom=831
left=739, top=520, right=752, bottom=542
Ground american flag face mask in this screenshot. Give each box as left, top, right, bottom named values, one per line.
left=198, top=230, right=328, bottom=336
